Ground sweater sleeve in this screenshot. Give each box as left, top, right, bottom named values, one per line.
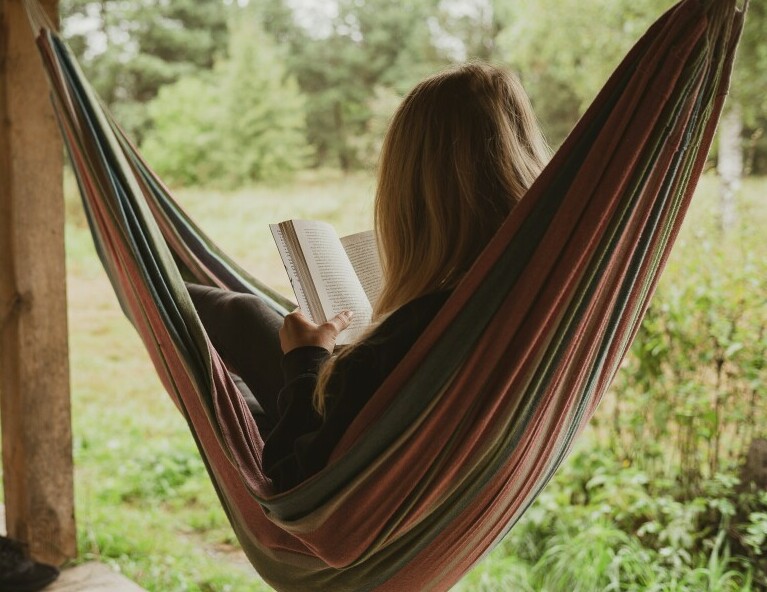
left=262, top=346, right=329, bottom=491
left=261, top=342, right=383, bottom=492
left=262, top=291, right=450, bottom=492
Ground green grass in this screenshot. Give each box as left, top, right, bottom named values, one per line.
left=63, top=171, right=376, bottom=591
left=9, top=172, right=766, bottom=590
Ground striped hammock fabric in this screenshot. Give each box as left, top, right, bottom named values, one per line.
left=25, top=0, right=744, bottom=589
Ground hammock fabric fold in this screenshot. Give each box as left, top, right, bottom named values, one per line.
left=24, top=0, right=744, bottom=589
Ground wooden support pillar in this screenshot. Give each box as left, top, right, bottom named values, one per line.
left=0, top=0, right=75, bottom=565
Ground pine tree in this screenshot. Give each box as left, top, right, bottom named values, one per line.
left=141, top=9, right=310, bottom=187
left=60, top=0, right=229, bottom=140
left=217, top=15, right=312, bottom=184
left=140, top=75, right=225, bottom=186
left=258, top=0, right=447, bottom=170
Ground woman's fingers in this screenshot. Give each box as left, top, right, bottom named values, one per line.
left=279, top=310, right=354, bottom=353
left=284, top=309, right=309, bottom=326
left=324, top=310, right=354, bottom=335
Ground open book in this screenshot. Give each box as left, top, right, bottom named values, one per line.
left=270, top=220, right=383, bottom=345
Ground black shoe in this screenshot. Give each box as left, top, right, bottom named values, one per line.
left=0, top=535, right=59, bottom=592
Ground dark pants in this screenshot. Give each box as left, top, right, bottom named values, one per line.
left=186, top=283, right=285, bottom=433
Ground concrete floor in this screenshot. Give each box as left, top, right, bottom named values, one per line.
left=44, top=563, right=147, bottom=592
left=1, top=506, right=147, bottom=592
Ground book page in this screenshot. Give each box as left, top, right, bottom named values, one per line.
left=340, top=230, right=383, bottom=307
left=292, top=220, right=372, bottom=345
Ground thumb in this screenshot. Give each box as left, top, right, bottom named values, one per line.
left=328, top=310, right=354, bottom=333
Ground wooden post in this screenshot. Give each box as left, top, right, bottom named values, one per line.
left=0, top=0, right=75, bottom=565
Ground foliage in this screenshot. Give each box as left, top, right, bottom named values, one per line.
left=455, top=175, right=767, bottom=589
left=495, top=0, right=668, bottom=145
left=258, top=0, right=449, bottom=170
left=57, top=173, right=765, bottom=590
left=458, top=449, right=763, bottom=592
left=746, top=114, right=767, bottom=175
left=734, top=0, right=767, bottom=174
left=60, top=0, right=229, bottom=141
left=218, top=15, right=312, bottom=184
left=598, top=177, right=767, bottom=493
left=61, top=0, right=766, bottom=173
left=140, top=11, right=311, bottom=187
left=138, top=76, right=224, bottom=186
left=732, top=0, right=767, bottom=129
left=457, top=174, right=767, bottom=592
left=494, top=0, right=766, bottom=157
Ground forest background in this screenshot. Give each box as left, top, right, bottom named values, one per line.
left=39, top=0, right=767, bottom=590
left=62, top=0, right=767, bottom=186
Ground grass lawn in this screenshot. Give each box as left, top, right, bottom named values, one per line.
left=4, top=171, right=764, bottom=590
left=65, top=171, right=376, bottom=591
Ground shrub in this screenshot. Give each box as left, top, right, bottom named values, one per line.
left=141, top=15, right=311, bottom=188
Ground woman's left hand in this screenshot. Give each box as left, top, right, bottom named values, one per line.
left=279, top=309, right=354, bottom=354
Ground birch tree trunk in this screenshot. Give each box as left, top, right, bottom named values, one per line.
left=716, top=103, right=743, bottom=234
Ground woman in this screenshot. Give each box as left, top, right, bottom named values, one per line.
left=188, top=62, right=550, bottom=492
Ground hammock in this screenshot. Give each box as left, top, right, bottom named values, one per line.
left=24, top=0, right=744, bottom=589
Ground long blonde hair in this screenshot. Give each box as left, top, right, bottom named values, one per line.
left=315, top=62, right=550, bottom=414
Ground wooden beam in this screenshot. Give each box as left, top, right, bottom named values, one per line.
left=0, top=0, right=75, bottom=565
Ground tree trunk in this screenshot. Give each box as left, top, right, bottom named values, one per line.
left=716, top=103, right=743, bottom=233
left=739, top=438, right=767, bottom=491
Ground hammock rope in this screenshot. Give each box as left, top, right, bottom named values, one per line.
left=24, top=0, right=744, bottom=589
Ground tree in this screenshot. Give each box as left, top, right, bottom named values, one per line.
left=495, top=0, right=670, bottom=146
left=60, top=0, right=229, bottom=140
left=139, top=76, right=225, bottom=186
left=494, top=0, right=765, bottom=226
left=140, top=11, right=310, bottom=187
left=258, top=0, right=449, bottom=170
left=730, top=0, right=767, bottom=168
left=429, top=0, right=502, bottom=61
left=717, top=0, right=767, bottom=231
left=217, top=15, right=312, bottom=184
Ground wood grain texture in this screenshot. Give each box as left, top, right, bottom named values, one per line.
left=0, top=0, right=75, bottom=565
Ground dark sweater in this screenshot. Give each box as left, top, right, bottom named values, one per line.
left=262, top=291, right=450, bottom=492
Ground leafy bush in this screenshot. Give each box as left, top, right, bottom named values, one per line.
left=595, top=182, right=766, bottom=493
left=459, top=448, right=762, bottom=591
left=141, top=14, right=311, bottom=188
left=459, top=178, right=766, bottom=591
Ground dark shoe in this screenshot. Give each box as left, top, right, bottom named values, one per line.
left=0, top=535, right=59, bottom=592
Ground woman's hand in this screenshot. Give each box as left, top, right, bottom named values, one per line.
left=279, top=309, right=354, bottom=354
